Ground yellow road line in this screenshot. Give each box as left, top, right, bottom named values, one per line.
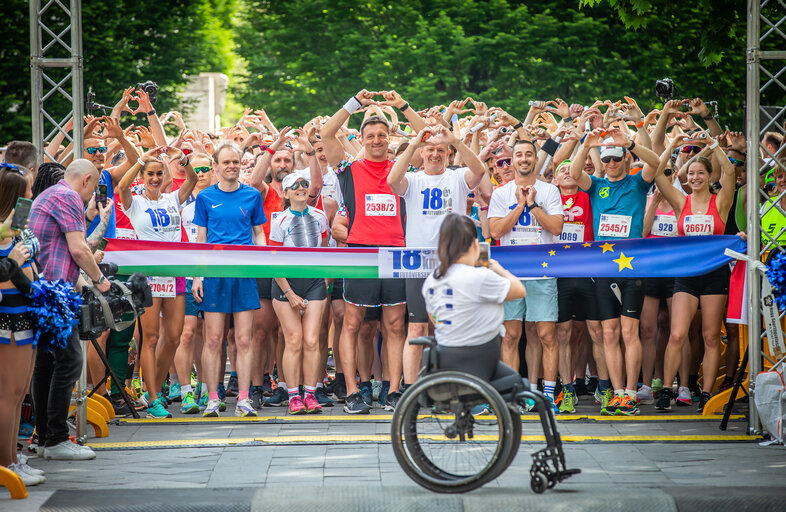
left=119, top=414, right=744, bottom=424
left=87, top=433, right=761, bottom=450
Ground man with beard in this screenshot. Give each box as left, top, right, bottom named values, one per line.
left=489, top=139, right=564, bottom=412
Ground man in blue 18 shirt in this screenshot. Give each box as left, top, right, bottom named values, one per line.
left=192, top=142, right=267, bottom=418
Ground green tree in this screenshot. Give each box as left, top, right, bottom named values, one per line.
left=0, top=0, right=237, bottom=144
left=235, top=0, right=746, bottom=129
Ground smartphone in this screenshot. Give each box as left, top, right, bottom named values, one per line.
left=478, top=242, right=490, bottom=268
left=11, top=198, right=33, bottom=230
left=95, top=184, right=108, bottom=207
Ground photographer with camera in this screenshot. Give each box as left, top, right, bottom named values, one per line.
left=28, top=159, right=110, bottom=461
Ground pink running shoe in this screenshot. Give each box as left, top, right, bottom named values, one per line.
left=288, top=395, right=306, bottom=415
left=303, top=393, right=322, bottom=414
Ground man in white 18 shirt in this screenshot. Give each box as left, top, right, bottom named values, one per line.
left=387, top=124, right=487, bottom=395
left=488, top=139, right=563, bottom=412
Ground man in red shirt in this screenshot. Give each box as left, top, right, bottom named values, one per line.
left=320, top=89, right=424, bottom=413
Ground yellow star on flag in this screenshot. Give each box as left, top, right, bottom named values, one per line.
left=541, top=261, right=548, bottom=268
left=548, top=250, right=556, bottom=256
left=583, top=242, right=592, bottom=248
left=600, top=242, right=615, bottom=253
left=563, top=245, right=571, bottom=249
left=613, top=252, right=634, bottom=271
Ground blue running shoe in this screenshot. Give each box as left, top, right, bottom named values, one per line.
left=359, top=385, right=373, bottom=407
left=314, top=387, right=334, bottom=407
left=471, top=404, right=491, bottom=416
left=377, top=381, right=390, bottom=408
left=181, top=392, right=199, bottom=414
left=168, top=382, right=182, bottom=403
left=147, top=398, right=172, bottom=419
left=264, top=387, right=289, bottom=407
left=226, top=374, right=239, bottom=397
left=198, top=393, right=208, bottom=411
left=217, top=383, right=227, bottom=402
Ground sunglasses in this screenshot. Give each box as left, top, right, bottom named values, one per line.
left=287, top=180, right=309, bottom=191
left=182, top=148, right=193, bottom=156
left=468, top=192, right=475, bottom=198
left=682, top=145, right=701, bottom=154
left=728, top=156, right=745, bottom=167
left=86, top=146, right=108, bottom=155
left=193, top=166, right=212, bottom=174
left=0, top=162, right=24, bottom=175
left=494, top=158, right=512, bottom=168
left=601, top=155, right=623, bottom=163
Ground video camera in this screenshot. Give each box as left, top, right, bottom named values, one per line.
left=78, top=263, right=152, bottom=340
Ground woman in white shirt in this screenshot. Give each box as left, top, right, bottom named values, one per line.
left=422, top=214, right=525, bottom=380
left=118, top=146, right=197, bottom=418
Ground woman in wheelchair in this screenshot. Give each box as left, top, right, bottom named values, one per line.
left=391, top=213, right=579, bottom=494
left=422, top=213, right=525, bottom=381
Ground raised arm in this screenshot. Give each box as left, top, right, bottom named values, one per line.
left=320, top=89, right=377, bottom=166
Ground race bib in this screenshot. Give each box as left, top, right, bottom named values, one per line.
left=683, top=214, right=714, bottom=236
left=365, top=194, right=397, bottom=217
left=559, top=223, right=584, bottom=243
left=598, top=214, right=632, bottom=238
left=510, top=226, right=541, bottom=245
left=148, top=276, right=176, bottom=298
left=322, top=185, right=338, bottom=199
left=651, top=214, right=677, bottom=237
left=115, top=228, right=137, bottom=240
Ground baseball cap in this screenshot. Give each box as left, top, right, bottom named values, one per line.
left=282, top=171, right=310, bottom=190
left=600, top=146, right=625, bottom=159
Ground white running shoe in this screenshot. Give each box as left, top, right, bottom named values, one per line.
left=44, top=440, right=96, bottom=460
left=16, top=454, right=44, bottom=476
left=234, top=398, right=258, bottom=417
left=8, top=463, right=46, bottom=486
left=676, top=386, right=692, bottom=406
left=636, top=385, right=654, bottom=405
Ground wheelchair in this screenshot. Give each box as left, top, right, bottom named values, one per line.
left=390, top=336, right=580, bottom=493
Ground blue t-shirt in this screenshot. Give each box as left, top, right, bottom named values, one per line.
left=585, top=173, right=651, bottom=240
left=193, top=184, right=266, bottom=245
left=86, top=169, right=116, bottom=238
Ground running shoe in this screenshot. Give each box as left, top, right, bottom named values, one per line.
left=264, top=387, right=289, bottom=407
left=288, top=395, right=307, bottom=415
left=384, top=391, right=402, bottom=411
left=314, top=387, right=334, bottom=407
left=574, top=379, right=588, bottom=397
left=227, top=374, right=239, bottom=397
left=554, top=390, right=564, bottom=407
left=218, top=383, right=227, bottom=401
left=598, top=388, right=613, bottom=413
left=131, top=377, right=143, bottom=396
left=18, top=420, right=35, bottom=439
left=235, top=398, right=258, bottom=417
left=651, top=377, right=663, bottom=397
left=190, top=370, right=198, bottom=388
left=586, top=377, right=598, bottom=394
left=303, top=393, right=322, bottom=414
left=559, top=389, right=576, bottom=414
left=203, top=399, right=221, bottom=417
left=147, top=398, right=172, bottom=419
left=377, top=381, right=390, bottom=407
left=17, top=454, right=44, bottom=476
left=343, top=392, right=371, bottom=414
left=471, top=403, right=491, bottom=416
left=181, top=392, right=200, bottom=414
left=655, top=388, right=674, bottom=411
left=697, top=391, right=712, bottom=413
left=601, top=394, right=620, bottom=416
left=676, top=386, right=692, bottom=407
left=360, top=385, right=373, bottom=407
left=262, top=375, right=273, bottom=397
left=615, top=395, right=640, bottom=416
left=8, top=463, right=45, bottom=486
left=524, top=398, right=536, bottom=412
left=219, top=401, right=227, bottom=412
left=545, top=394, right=559, bottom=414
left=636, top=385, right=654, bottom=405
left=594, top=388, right=603, bottom=405
left=111, top=397, right=133, bottom=417
left=251, top=386, right=264, bottom=409
left=198, top=393, right=208, bottom=411
left=167, top=382, right=182, bottom=403
left=333, top=381, right=347, bottom=403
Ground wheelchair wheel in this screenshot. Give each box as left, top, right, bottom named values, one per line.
left=492, top=404, right=522, bottom=479
left=391, top=371, right=515, bottom=493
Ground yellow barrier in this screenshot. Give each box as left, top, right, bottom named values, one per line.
left=0, top=465, right=27, bottom=499
left=69, top=401, right=109, bottom=438
left=90, top=393, right=115, bottom=421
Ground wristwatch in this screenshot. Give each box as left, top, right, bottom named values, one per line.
left=528, top=203, right=540, bottom=210
left=96, top=275, right=106, bottom=285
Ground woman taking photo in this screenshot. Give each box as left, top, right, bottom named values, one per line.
left=0, top=168, right=43, bottom=485
left=422, top=213, right=525, bottom=380
left=118, top=146, right=197, bottom=418
left=653, top=130, right=736, bottom=413
left=269, top=173, right=329, bottom=414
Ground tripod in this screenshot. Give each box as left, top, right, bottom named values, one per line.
left=84, top=329, right=139, bottom=419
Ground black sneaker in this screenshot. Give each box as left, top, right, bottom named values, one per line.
left=697, top=391, right=712, bottom=413
left=251, top=386, right=264, bottom=409
left=110, top=398, right=133, bottom=417
left=574, top=379, right=588, bottom=397
left=655, top=388, right=674, bottom=412
left=333, top=382, right=347, bottom=403
left=315, top=387, right=334, bottom=407
left=262, top=375, right=273, bottom=397
left=384, top=391, right=402, bottom=411
left=226, top=375, right=239, bottom=397
left=360, top=385, right=373, bottom=407
left=343, top=392, right=371, bottom=414
left=586, top=377, right=598, bottom=394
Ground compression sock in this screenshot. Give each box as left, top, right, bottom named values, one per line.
left=316, top=382, right=324, bottom=390
left=304, top=385, right=316, bottom=398
left=288, top=387, right=299, bottom=400
left=238, top=390, right=249, bottom=401
left=543, top=380, right=556, bottom=400
left=208, top=391, right=219, bottom=401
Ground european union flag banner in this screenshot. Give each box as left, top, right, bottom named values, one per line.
left=492, top=235, right=747, bottom=278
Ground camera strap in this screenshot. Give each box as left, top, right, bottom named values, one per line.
left=89, top=282, right=137, bottom=332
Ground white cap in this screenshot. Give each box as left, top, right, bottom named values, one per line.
left=282, top=171, right=310, bottom=190
left=600, top=146, right=625, bottom=159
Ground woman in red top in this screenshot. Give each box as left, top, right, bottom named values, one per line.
left=652, top=130, right=736, bottom=413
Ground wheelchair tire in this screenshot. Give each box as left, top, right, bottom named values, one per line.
left=391, top=371, right=515, bottom=493
left=490, top=404, right=522, bottom=480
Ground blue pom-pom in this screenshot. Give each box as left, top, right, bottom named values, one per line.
left=766, top=251, right=786, bottom=311
left=27, top=280, right=82, bottom=352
